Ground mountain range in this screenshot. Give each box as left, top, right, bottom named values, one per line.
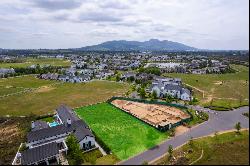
left=79, top=39, right=198, bottom=51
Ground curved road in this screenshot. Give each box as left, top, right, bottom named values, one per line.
left=119, top=106, right=249, bottom=165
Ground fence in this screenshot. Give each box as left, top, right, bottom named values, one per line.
left=107, top=96, right=193, bottom=132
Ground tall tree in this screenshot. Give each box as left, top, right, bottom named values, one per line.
left=168, top=145, right=174, bottom=161
left=66, top=134, right=84, bottom=165
left=235, top=122, right=241, bottom=134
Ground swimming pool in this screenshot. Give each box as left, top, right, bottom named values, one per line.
left=49, top=121, right=60, bottom=127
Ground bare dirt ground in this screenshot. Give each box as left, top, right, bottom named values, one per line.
left=175, top=126, right=189, bottom=136
left=35, top=86, right=55, bottom=93
left=213, top=81, right=223, bottom=85
left=111, top=99, right=190, bottom=127
left=0, top=117, right=32, bottom=165
left=0, top=124, right=20, bottom=143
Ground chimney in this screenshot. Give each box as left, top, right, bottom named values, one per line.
left=66, top=118, right=71, bottom=127
left=31, top=121, right=35, bottom=129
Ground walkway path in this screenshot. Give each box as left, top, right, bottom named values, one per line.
left=95, top=142, right=107, bottom=156
left=119, top=106, right=249, bottom=165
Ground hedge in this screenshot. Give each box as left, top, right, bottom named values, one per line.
left=91, top=130, right=111, bottom=154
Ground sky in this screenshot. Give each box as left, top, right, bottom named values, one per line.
left=0, top=0, right=249, bottom=50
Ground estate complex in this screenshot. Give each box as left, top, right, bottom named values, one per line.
left=12, top=105, right=95, bottom=165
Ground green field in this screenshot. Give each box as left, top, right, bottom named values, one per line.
left=0, top=76, right=128, bottom=116
left=155, top=130, right=249, bottom=165
left=164, top=65, right=249, bottom=109
left=0, top=58, right=71, bottom=68
left=75, top=103, right=167, bottom=160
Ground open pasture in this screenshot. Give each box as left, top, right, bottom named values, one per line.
left=0, top=58, right=71, bottom=68
left=0, top=76, right=128, bottom=116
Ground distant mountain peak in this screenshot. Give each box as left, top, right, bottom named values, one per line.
left=80, top=39, right=197, bottom=51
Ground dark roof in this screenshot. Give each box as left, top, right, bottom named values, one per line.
left=21, top=142, right=60, bottom=165
left=56, top=105, right=80, bottom=124
left=164, top=84, right=182, bottom=91
left=122, top=72, right=136, bottom=78
left=27, top=125, right=71, bottom=143
left=27, top=120, right=92, bottom=143
left=181, top=88, right=191, bottom=96
left=74, top=127, right=94, bottom=142
left=32, top=121, right=49, bottom=131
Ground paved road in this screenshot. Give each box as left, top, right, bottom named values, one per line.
left=119, top=106, right=249, bottom=165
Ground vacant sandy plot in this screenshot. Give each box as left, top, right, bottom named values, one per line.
left=111, top=100, right=190, bottom=127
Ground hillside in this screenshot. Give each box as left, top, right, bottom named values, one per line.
left=79, top=39, right=197, bottom=51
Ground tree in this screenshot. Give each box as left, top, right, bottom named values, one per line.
left=139, top=87, right=146, bottom=99
left=115, top=74, right=121, bottom=82
left=169, top=128, right=176, bottom=137
left=151, top=90, right=158, bottom=99
left=188, top=137, right=194, bottom=148
left=131, top=85, right=136, bottom=91
left=166, top=94, right=174, bottom=103
left=235, top=122, right=241, bottom=134
left=127, top=76, right=135, bottom=82
left=168, top=145, right=174, bottom=161
left=66, top=134, right=84, bottom=165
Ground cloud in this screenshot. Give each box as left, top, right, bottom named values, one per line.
left=78, top=11, right=123, bottom=23
left=0, top=0, right=248, bottom=49
left=29, top=0, right=82, bottom=11
left=98, top=0, right=130, bottom=9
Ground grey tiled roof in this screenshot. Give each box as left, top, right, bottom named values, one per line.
left=27, top=125, right=71, bottom=143
left=56, top=105, right=80, bottom=124
left=27, top=120, right=92, bottom=143
left=164, top=84, right=182, bottom=91
left=32, top=121, right=49, bottom=131
left=181, top=88, right=191, bottom=96
left=21, top=142, right=60, bottom=165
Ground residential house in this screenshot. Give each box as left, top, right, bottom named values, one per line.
left=0, top=68, right=15, bottom=77
left=12, top=105, right=95, bottom=165
left=149, top=77, right=191, bottom=101
left=121, top=72, right=136, bottom=80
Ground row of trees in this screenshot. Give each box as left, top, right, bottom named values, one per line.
left=0, top=65, right=65, bottom=78
left=138, top=67, right=161, bottom=76
left=14, top=65, right=64, bottom=75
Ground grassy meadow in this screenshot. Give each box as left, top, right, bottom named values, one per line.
left=155, top=130, right=249, bottom=165
left=0, top=76, right=129, bottom=116
left=75, top=103, right=168, bottom=160
left=164, top=65, right=249, bottom=109
left=0, top=58, right=71, bottom=68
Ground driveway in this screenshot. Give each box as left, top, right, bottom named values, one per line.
left=119, top=106, right=249, bottom=165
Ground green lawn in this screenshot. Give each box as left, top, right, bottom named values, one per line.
left=163, top=65, right=249, bottom=109
left=39, top=116, right=54, bottom=123
left=155, top=130, right=249, bottom=165
left=0, top=77, right=128, bottom=116
left=75, top=103, right=168, bottom=160
left=0, top=58, right=71, bottom=68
